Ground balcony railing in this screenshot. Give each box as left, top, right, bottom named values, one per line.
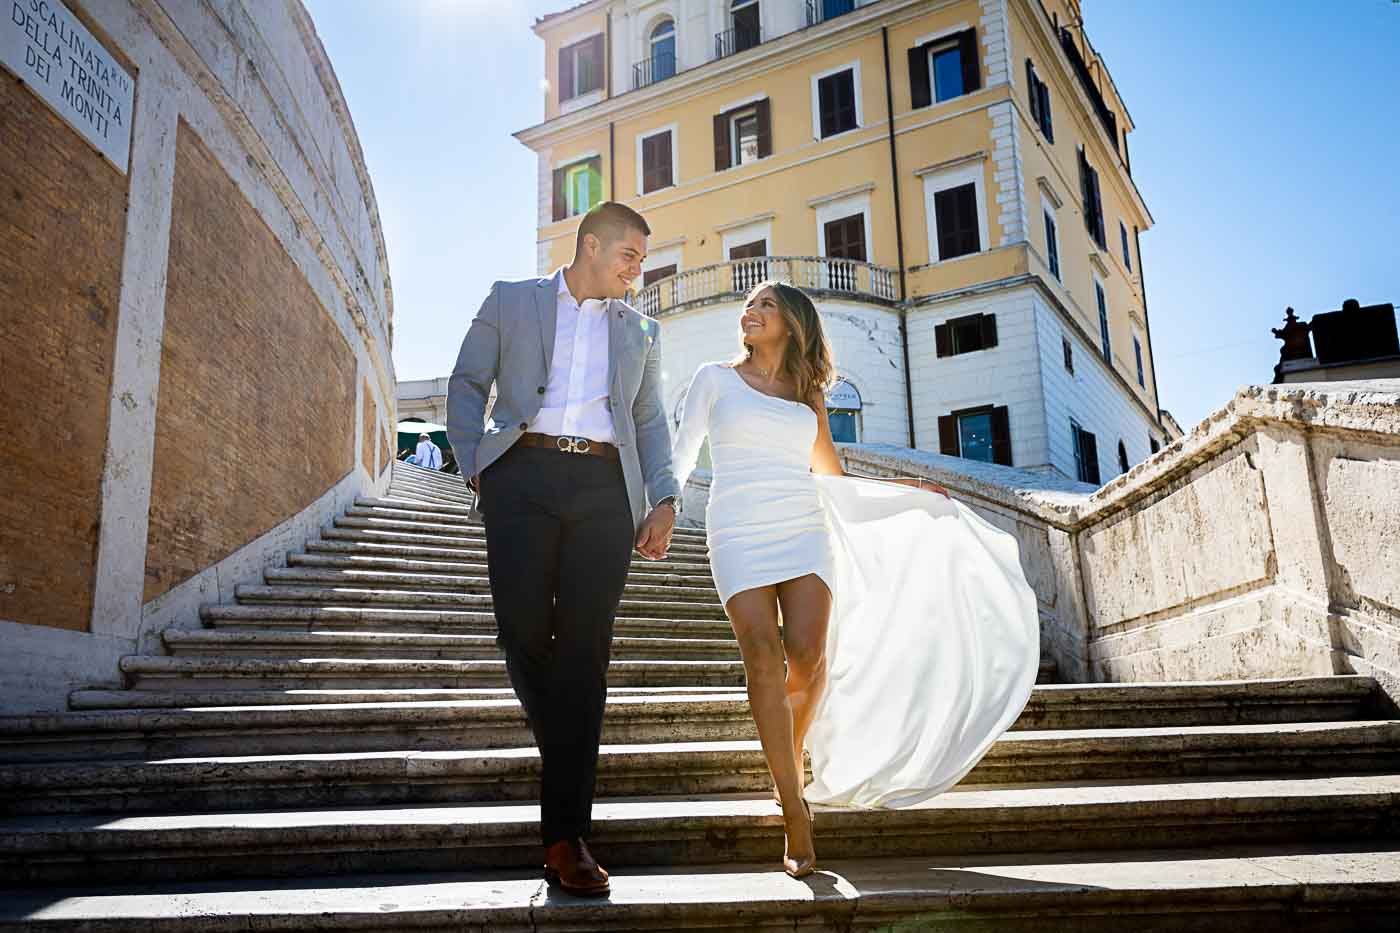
left=715, top=24, right=762, bottom=60
left=806, top=0, right=856, bottom=27
left=1058, top=26, right=1118, bottom=146
left=632, top=51, right=677, bottom=90
left=635, top=256, right=899, bottom=318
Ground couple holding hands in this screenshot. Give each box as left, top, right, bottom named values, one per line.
left=447, top=201, right=1039, bottom=895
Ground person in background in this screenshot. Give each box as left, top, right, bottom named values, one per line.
left=414, top=432, right=443, bottom=470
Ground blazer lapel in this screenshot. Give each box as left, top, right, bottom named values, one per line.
left=607, top=298, right=626, bottom=402
left=535, top=278, right=557, bottom=371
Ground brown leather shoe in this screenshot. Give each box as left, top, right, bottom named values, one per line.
left=543, top=838, right=610, bottom=897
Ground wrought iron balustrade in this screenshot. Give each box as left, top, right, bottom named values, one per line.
left=632, top=51, right=677, bottom=90
left=806, top=0, right=856, bottom=27
left=715, top=24, right=762, bottom=60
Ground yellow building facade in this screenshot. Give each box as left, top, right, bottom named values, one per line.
left=516, top=0, right=1164, bottom=485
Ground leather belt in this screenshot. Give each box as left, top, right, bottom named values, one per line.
left=518, top=432, right=620, bottom=461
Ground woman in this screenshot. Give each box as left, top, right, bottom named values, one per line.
left=670, top=281, right=1039, bottom=878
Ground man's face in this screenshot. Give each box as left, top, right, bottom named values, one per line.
left=590, top=227, right=647, bottom=300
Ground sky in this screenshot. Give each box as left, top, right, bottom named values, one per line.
left=303, top=0, right=1400, bottom=432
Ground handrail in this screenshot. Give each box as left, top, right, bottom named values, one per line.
left=634, top=256, right=899, bottom=318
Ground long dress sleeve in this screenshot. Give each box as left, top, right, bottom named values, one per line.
left=670, top=363, right=717, bottom=492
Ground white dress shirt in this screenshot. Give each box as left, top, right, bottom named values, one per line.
left=527, top=268, right=616, bottom=444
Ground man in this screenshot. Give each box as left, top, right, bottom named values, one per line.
left=446, top=202, right=679, bottom=897
left=413, top=432, right=443, bottom=471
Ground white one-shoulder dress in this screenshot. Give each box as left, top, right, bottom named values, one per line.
left=671, top=361, right=1040, bottom=809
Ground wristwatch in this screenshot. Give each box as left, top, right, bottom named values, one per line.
left=656, top=495, right=679, bottom=516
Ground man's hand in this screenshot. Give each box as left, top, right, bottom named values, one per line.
left=467, top=474, right=480, bottom=494
left=919, top=478, right=952, bottom=498
left=634, top=502, right=676, bottom=560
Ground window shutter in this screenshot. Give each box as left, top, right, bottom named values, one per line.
left=935, top=323, right=951, bottom=357
left=658, top=131, right=673, bottom=188
left=714, top=113, right=732, bottom=171
left=958, top=29, right=980, bottom=93
left=558, top=47, right=575, bottom=101
left=990, top=405, right=1012, bottom=466
left=938, top=414, right=959, bottom=456
left=1026, top=60, right=1040, bottom=124
left=1040, top=82, right=1054, bottom=142
left=1078, top=148, right=1091, bottom=225
left=909, top=45, right=932, bottom=109
left=755, top=98, right=773, bottom=158
left=980, top=313, right=998, bottom=349
left=552, top=167, right=566, bottom=222
left=589, top=34, right=605, bottom=93
left=1092, top=171, right=1106, bottom=245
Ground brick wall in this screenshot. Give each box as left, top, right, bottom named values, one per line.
left=143, top=122, right=356, bottom=602
left=0, top=74, right=128, bottom=632
left=362, top=378, right=378, bottom=477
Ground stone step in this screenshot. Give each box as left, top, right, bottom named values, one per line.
left=296, top=542, right=715, bottom=574
left=160, top=629, right=741, bottom=661
left=287, top=550, right=717, bottom=580
left=5, top=722, right=1399, bottom=815
left=354, top=497, right=709, bottom=546
left=261, top=567, right=722, bottom=602
left=6, top=692, right=754, bottom=761
left=20, top=677, right=1377, bottom=759
left=199, top=603, right=737, bottom=638
left=233, top=584, right=729, bottom=620
left=4, top=844, right=1396, bottom=931
left=382, top=487, right=468, bottom=508
left=334, top=514, right=712, bottom=556
left=66, top=685, right=743, bottom=711
left=4, top=774, right=1397, bottom=884
left=117, top=655, right=748, bottom=691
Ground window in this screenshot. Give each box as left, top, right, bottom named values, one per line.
left=1117, top=440, right=1129, bottom=475
left=939, top=405, right=1012, bottom=465
left=1062, top=335, right=1074, bottom=373
left=727, top=0, right=761, bottom=56
left=640, top=130, right=674, bottom=194
left=650, top=20, right=676, bottom=82
left=1095, top=280, right=1111, bottom=363
left=1150, top=436, right=1160, bottom=454
left=1025, top=59, right=1054, bottom=141
left=826, top=379, right=861, bottom=442
left=935, top=313, right=998, bottom=357
left=1120, top=221, right=1132, bottom=272
left=823, top=214, right=866, bottom=291
left=1133, top=334, right=1145, bottom=387
left=934, top=183, right=980, bottom=260
left=1078, top=148, right=1106, bottom=248
left=643, top=265, right=677, bottom=288
left=1071, top=419, right=1100, bottom=484
left=816, top=68, right=858, bottom=138
left=729, top=239, right=768, bottom=293
left=909, top=30, right=980, bottom=108
left=551, top=156, right=603, bottom=221
left=809, top=0, right=855, bottom=26
left=558, top=35, right=604, bottom=103
left=713, top=99, right=771, bottom=170
left=1044, top=208, right=1060, bottom=280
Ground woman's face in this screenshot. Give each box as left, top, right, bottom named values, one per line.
left=740, top=286, right=791, bottom=352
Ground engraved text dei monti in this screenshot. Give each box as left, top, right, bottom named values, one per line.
left=3, top=0, right=134, bottom=173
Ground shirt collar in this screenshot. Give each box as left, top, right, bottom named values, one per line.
left=555, top=267, right=608, bottom=312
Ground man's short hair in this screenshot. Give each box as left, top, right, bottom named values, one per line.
left=419, top=433, right=431, bottom=440
left=576, top=201, right=650, bottom=253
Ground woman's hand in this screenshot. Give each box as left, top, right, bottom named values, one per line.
left=913, top=477, right=951, bottom=498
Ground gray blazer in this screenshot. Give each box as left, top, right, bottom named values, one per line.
left=446, top=276, right=681, bottom=530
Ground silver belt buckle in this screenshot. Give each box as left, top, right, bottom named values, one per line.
left=556, top=435, right=591, bottom=455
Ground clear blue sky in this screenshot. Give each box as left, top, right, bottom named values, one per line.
left=304, top=0, right=1399, bottom=432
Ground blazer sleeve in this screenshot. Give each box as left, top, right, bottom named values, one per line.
left=671, top=363, right=717, bottom=493
left=633, top=322, right=681, bottom=508
left=446, top=281, right=501, bottom=479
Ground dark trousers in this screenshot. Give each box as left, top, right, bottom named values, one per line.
left=478, top=444, right=635, bottom=846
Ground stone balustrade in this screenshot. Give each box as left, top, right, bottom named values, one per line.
left=636, top=256, right=899, bottom=317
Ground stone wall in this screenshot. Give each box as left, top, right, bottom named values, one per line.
left=839, top=380, right=1400, bottom=705
left=0, top=0, right=394, bottom=713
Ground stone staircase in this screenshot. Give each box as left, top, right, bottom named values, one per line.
left=2, top=461, right=1398, bottom=929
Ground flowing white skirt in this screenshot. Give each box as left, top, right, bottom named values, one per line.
left=802, top=475, right=1040, bottom=809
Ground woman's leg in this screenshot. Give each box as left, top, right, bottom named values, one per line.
left=724, top=585, right=815, bottom=867
left=776, top=574, right=832, bottom=794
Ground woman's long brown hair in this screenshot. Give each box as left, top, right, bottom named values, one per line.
left=733, top=280, right=836, bottom=412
